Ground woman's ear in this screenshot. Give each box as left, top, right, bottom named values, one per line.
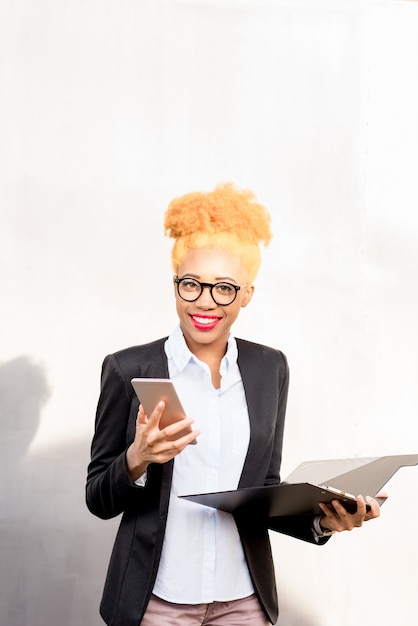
left=241, top=284, right=255, bottom=307
left=172, top=275, right=178, bottom=297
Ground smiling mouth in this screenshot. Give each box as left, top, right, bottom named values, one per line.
left=189, top=314, right=222, bottom=330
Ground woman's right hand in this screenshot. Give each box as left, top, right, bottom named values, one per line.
left=126, top=402, right=200, bottom=481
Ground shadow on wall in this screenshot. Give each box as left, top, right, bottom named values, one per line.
left=0, top=356, right=117, bottom=626
left=0, top=355, right=49, bottom=463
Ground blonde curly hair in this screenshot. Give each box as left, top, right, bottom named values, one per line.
left=164, top=183, right=272, bottom=282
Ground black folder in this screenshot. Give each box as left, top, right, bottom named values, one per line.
left=179, top=454, right=418, bottom=517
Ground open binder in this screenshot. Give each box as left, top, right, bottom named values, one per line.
left=179, top=454, right=418, bottom=517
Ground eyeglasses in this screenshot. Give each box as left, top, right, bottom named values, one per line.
left=174, top=277, right=248, bottom=306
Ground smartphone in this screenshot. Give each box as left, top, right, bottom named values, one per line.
left=131, top=378, right=196, bottom=443
left=319, top=485, right=371, bottom=513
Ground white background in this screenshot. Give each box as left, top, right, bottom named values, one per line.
left=1, top=1, right=417, bottom=624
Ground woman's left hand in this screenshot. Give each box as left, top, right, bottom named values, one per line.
left=318, top=492, right=387, bottom=533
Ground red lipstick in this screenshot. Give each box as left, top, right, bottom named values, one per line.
left=189, top=314, right=222, bottom=331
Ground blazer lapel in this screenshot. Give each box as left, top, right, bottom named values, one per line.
left=236, top=339, right=280, bottom=488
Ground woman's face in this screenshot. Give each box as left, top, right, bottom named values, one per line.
left=174, top=246, right=254, bottom=354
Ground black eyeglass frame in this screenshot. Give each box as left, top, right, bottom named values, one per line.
left=174, top=277, right=248, bottom=306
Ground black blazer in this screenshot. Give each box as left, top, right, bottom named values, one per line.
left=86, top=337, right=326, bottom=626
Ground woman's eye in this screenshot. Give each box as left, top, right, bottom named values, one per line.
left=182, top=279, right=199, bottom=291
left=216, top=283, right=234, bottom=294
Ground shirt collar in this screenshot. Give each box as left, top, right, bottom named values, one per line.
left=165, top=325, right=238, bottom=374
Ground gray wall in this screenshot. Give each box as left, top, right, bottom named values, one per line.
left=1, top=1, right=418, bottom=625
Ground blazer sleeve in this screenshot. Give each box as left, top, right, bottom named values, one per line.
left=261, top=350, right=329, bottom=545
left=85, top=348, right=171, bottom=520
left=85, top=354, right=141, bottom=519
left=265, top=349, right=289, bottom=486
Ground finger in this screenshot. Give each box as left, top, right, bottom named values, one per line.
left=332, top=500, right=359, bottom=527
left=159, top=419, right=200, bottom=446
left=333, top=496, right=366, bottom=522
left=159, top=427, right=201, bottom=454
left=325, top=498, right=356, bottom=520
left=145, top=425, right=201, bottom=464
left=147, top=400, right=166, bottom=427
left=365, top=495, right=381, bottom=519
left=137, top=404, right=148, bottom=426
left=318, top=502, right=346, bottom=533
left=318, top=502, right=334, bottom=517
left=322, top=499, right=364, bottom=531
left=318, top=502, right=339, bottom=525
left=355, top=495, right=367, bottom=517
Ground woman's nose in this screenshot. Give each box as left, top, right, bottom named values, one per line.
left=195, top=285, right=217, bottom=308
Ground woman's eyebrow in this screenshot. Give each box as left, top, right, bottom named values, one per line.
left=180, top=273, right=238, bottom=283
left=215, top=277, right=238, bottom=283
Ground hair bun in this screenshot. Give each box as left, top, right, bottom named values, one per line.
left=164, top=183, right=272, bottom=246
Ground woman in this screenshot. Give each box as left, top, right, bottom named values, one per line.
left=86, top=184, right=381, bottom=626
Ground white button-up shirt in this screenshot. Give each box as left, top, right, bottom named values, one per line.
left=152, top=325, right=254, bottom=603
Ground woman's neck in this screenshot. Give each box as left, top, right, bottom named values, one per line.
left=185, top=339, right=227, bottom=390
